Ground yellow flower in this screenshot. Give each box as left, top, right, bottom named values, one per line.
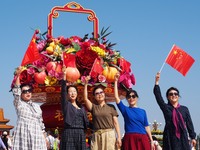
left=90, top=46, right=106, bottom=57
left=66, top=47, right=76, bottom=53
left=44, top=76, right=58, bottom=86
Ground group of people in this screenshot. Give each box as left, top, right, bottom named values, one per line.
left=10, top=66, right=196, bottom=150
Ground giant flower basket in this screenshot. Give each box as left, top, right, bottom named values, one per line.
left=11, top=2, right=135, bottom=132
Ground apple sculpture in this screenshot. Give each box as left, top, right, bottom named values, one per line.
left=65, top=67, right=80, bottom=82
left=46, top=61, right=62, bottom=73
left=34, top=70, right=47, bottom=85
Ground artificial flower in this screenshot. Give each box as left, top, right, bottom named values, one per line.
left=11, top=28, right=135, bottom=90
left=44, top=76, right=58, bottom=86
left=76, top=49, right=98, bottom=70
left=19, top=70, right=33, bottom=85
left=119, top=72, right=136, bottom=89
left=98, top=75, right=106, bottom=83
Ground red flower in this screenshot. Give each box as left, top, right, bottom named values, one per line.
left=81, top=41, right=91, bottom=50
left=76, top=49, right=98, bottom=70
left=59, top=36, right=72, bottom=46
left=19, top=70, right=33, bottom=85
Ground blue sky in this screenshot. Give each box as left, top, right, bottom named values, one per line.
left=1, top=1, right=200, bottom=136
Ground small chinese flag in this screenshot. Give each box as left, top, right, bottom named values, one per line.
left=63, top=53, right=76, bottom=67
left=166, top=44, right=195, bottom=76
left=21, top=32, right=40, bottom=66
left=89, top=57, right=103, bottom=78
left=118, top=58, right=131, bottom=73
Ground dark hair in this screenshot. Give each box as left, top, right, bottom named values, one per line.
left=20, top=83, right=33, bottom=90
left=126, top=88, right=139, bottom=99
left=47, top=130, right=52, bottom=135
left=152, top=135, right=158, bottom=141
left=66, top=85, right=82, bottom=107
left=92, top=85, right=105, bottom=96
left=66, top=85, right=78, bottom=94
left=166, top=87, right=180, bottom=98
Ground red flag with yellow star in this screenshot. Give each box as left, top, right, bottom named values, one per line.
left=89, top=57, right=103, bottom=78
left=63, top=53, right=76, bottom=67
left=21, top=32, right=40, bottom=66
left=166, top=44, right=195, bottom=76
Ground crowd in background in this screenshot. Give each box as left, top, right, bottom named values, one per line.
left=0, top=130, right=60, bottom=150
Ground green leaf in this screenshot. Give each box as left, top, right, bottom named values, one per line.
left=42, top=31, right=48, bottom=36
left=101, top=26, right=110, bottom=36
left=101, top=31, right=112, bottom=40
left=72, top=42, right=81, bottom=51
left=94, top=82, right=108, bottom=87
left=100, top=27, right=105, bottom=35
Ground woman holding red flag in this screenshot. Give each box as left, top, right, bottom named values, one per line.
left=153, top=72, right=196, bottom=150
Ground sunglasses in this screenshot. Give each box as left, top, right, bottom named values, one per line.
left=127, top=95, right=136, bottom=99
left=22, top=89, right=32, bottom=94
left=95, top=91, right=104, bottom=96
left=168, top=92, right=179, bottom=96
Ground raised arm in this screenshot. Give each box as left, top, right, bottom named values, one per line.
left=114, top=72, right=121, bottom=104
left=15, top=66, right=23, bottom=86
left=154, top=72, right=167, bottom=113
left=62, top=66, right=67, bottom=81
left=61, top=66, right=67, bottom=111
left=12, top=67, right=23, bottom=107
left=155, top=72, right=160, bottom=85
left=83, top=76, right=93, bottom=111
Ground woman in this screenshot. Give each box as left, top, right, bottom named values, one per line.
left=114, top=73, right=154, bottom=150
left=11, top=66, right=47, bottom=150
left=83, top=76, right=121, bottom=150
left=60, top=67, right=89, bottom=150
left=153, top=72, right=196, bottom=150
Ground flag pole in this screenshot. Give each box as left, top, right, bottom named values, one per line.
left=159, top=62, right=166, bottom=73
left=159, top=44, right=175, bottom=73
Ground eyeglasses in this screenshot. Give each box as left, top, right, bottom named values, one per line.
left=127, top=95, right=136, bottom=99
left=95, top=91, right=104, bottom=96
left=22, top=89, right=32, bottom=94
left=168, top=92, right=179, bottom=96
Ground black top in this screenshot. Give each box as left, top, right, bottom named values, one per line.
left=61, top=80, right=89, bottom=129
left=153, top=85, right=196, bottom=150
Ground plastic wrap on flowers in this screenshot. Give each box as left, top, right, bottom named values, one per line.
left=11, top=27, right=135, bottom=103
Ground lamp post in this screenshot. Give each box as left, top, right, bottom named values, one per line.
left=150, top=120, right=162, bottom=131
left=150, top=120, right=163, bottom=147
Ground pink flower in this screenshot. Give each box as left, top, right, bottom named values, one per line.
left=98, top=75, right=106, bottom=82
left=119, top=72, right=136, bottom=89
left=37, top=40, right=46, bottom=52
left=27, top=67, right=36, bottom=74
left=81, top=76, right=87, bottom=83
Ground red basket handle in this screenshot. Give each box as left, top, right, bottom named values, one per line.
left=47, top=2, right=99, bottom=38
